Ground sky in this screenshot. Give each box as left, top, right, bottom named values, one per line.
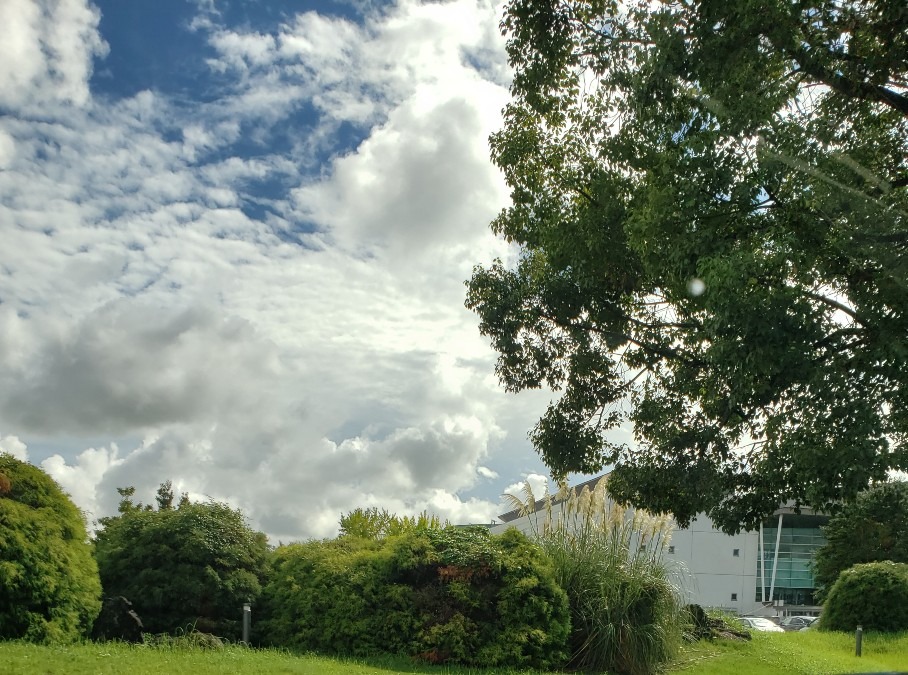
left=0, top=0, right=602, bottom=541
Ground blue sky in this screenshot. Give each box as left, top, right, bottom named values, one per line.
left=0, top=0, right=622, bottom=540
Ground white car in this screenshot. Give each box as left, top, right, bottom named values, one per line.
left=738, top=617, right=785, bottom=633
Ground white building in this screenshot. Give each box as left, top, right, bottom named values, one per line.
left=491, top=475, right=826, bottom=617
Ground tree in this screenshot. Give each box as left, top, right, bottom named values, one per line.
left=338, top=506, right=444, bottom=539
left=467, top=0, right=908, bottom=532
left=94, top=483, right=271, bottom=638
left=813, top=480, right=908, bottom=599
left=0, top=453, right=102, bottom=642
left=155, top=480, right=174, bottom=510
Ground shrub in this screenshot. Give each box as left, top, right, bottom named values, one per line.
left=258, top=535, right=421, bottom=656
left=504, top=478, right=686, bottom=675
left=420, top=526, right=570, bottom=669
left=258, top=525, right=569, bottom=669
left=0, top=453, right=102, bottom=642
left=93, top=487, right=270, bottom=639
left=820, top=561, right=908, bottom=632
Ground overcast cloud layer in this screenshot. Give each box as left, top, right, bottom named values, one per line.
left=0, top=0, right=587, bottom=540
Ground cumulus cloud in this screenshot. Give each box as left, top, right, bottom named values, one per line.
left=1, top=301, right=282, bottom=435
left=0, top=0, right=560, bottom=541
left=295, top=93, right=507, bottom=265
left=0, top=434, right=28, bottom=461
left=0, top=0, right=108, bottom=111
left=477, top=466, right=498, bottom=479
left=48, top=412, right=504, bottom=540
left=503, top=473, right=553, bottom=502
left=42, top=444, right=123, bottom=520
left=0, top=130, right=15, bottom=169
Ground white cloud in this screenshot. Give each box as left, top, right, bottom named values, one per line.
left=0, top=0, right=561, bottom=541
left=0, top=130, right=15, bottom=169
left=42, top=444, right=123, bottom=521
left=209, top=31, right=277, bottom=70
left=477, top=466, right=498, bottom=479
left=0, top=434, right=28, bottom=461
left=503, top=473, right=552, bottom=502
left=294, top=91, right=508, bottom=265
left=0, top=0, right=107, bottom=111
left=0, top=300, right=283, bottom=435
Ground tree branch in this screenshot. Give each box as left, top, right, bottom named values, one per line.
left=791, top=50, right=908, bottom=117
left=802, top=290, right=863, bottom=324
left=551, top=312, right=706, bottom=368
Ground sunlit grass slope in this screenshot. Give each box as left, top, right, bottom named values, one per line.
left=0, top=642, right=541, bottom=675
left=674, top=630, right=908, bottom=675
left=2, top=631, right=908, bottom=675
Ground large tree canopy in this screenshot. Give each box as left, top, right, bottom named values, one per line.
left=467, top=0, right=908, bottom=532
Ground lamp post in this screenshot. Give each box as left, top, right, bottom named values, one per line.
left=242, top=603, right=251, bottom=644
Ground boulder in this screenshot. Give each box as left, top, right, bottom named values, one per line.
left=91, top=596, right=144, bottom=643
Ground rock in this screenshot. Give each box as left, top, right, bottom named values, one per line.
left=91, top=596, right=144, bottom=643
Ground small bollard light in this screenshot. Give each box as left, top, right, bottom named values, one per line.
left=855, top=624, right=863, bottom=657
left=242, top=603, right=251, bottom=644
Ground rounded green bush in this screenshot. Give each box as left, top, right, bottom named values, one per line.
left=820, top=561, right=908, bottom=632
left=0, top=453, right=102, bottom=642
left=258, top=526, right=569, bottom=669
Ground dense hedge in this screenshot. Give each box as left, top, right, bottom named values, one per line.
left=0, top=453, right=102, bottom=642
left=258, top=526, right=569, bottom=669
left=820, top=561, right=908, bottom=632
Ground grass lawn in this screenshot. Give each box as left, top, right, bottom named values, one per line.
left=0, top=641, right=534, bottom=675
left=2, top=631, right=907, bottom=674
left=674, top=630, right=908, bottom=675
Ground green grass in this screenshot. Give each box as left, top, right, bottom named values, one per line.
left=0, top=641, right=545, bottom=675
left=3, top=631, right=908, bottom=674
left=673, top=630, right=908, bottom=675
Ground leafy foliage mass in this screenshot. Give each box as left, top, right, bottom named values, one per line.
left=0, top=453, right=102, bottom=642
left=93, top=484, right=270, bottom=639
left=820, top=561, right=908, bottom=632
left=505, top=478, right=685, bottom=674
left=813, top=481, right=908, bottom=599
left=467, top=0, right=908, bottom=532
left=338, top=506, right=444, bottom=539
left=258, top=525, right=569, bottom=669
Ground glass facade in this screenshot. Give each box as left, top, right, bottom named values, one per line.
left=755, top=513, right=828, bottom=606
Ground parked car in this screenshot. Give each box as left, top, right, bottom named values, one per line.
left=738, top=617, right=785, bottom=633
left=780, top=616, right=819, bottom=631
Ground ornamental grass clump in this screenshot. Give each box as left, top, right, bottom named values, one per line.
left=503, top=478, right=685, bottom=675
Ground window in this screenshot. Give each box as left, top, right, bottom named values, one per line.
left=733, top=548, right=740, bottom=557
left=731, top=593, right=738, bottom=601
left=668, top=545, right=675, bottom=554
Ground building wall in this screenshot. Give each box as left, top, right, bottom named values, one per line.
left=667, top=516, right=762, bottom=614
